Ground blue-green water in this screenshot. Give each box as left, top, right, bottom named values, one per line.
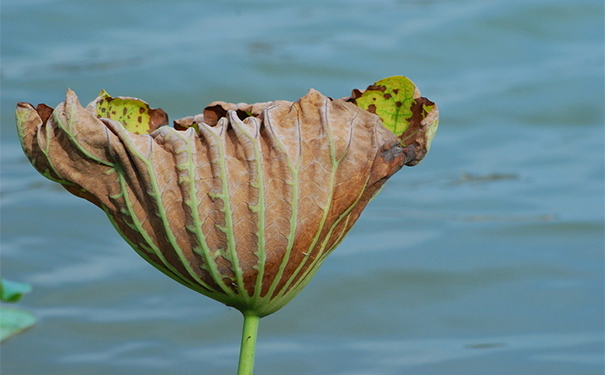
left=1, top=0, right=603, bottom=374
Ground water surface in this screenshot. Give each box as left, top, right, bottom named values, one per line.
left=1, top=0, right=603, bottom=374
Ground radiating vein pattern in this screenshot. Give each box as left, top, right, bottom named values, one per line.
left=16, top=82, right=437, bottom=316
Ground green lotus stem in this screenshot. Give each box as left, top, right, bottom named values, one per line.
left=237, top=312, right=260, bottom=375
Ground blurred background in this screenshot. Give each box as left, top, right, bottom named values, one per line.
left=1, top=0, right=603, bottom=374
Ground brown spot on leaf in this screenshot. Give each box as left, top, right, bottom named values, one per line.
left=349, top=88, right=364, bottom=101
left=393, top=89, right=399, bottom=94
left=123, top=108, right=128, bottom=115
left=367, top=84, right=387, bottom=92
left=367, top=104, right=377, bottom=114
left=139, top=107, right=145, bottom=114
left=137, top=116, right=143, bottom=123
left=409, top=97, right=434, bottom=130
left=398, top=96, right=436, bottom=166
left=395, top=101, right=402, bottom=107
left=384, top=93, right=392, bottom=100
left=368, top=85, right=387, bottom=92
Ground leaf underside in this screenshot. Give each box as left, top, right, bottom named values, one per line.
left=15, top=76, right=439, bottom=316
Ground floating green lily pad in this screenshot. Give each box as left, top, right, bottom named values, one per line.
left=1, top=278, right=32, bottom=303
left=92, top=90, right=169, bottom=135
left=0, top=278, right=36, bottom=342
left=0, top=306, right=37, bottom=342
